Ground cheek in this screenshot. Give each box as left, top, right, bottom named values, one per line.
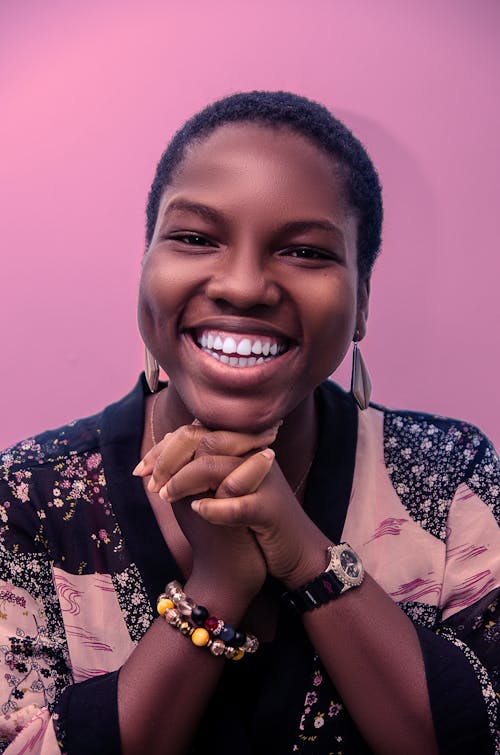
left=304, top=278, right=357, bottom=368
left=138, top=256, right=184, bottom=322
left=137, top=262, right=175, bottom=348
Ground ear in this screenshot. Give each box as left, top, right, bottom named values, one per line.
left=355, top=276, right=370, bottom=340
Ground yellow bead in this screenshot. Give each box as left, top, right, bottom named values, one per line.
left=231, top=648, right=245, bottom=662
left=157, top=597, right=174, bottom=615
left=191, top=628, right=210, bottom=647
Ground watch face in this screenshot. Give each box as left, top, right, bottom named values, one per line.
left=340, top=548, right=362, bottom=579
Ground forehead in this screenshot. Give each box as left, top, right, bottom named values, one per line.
left=165, top=123, right=351, bottom=218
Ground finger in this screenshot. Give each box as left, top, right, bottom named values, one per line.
left=215, top=448, right=275, bottom=499
left=132, top=432, right=172, bottom=476
left=147, top=424, right=212, bottom=492
left=191, top=492, right=262, bottom=527
left=193, top=426, right=280, bottom=459
left=135, top=421, right=279, bottom=487
left=159, top=455, right=241, bottom=503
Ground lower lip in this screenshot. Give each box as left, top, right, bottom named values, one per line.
left=181, top=333, right=296, bottom=388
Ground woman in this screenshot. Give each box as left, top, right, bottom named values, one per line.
left=0, top=92, right=498, bottom=755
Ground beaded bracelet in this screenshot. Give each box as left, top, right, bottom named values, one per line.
left=157, top=581, right=259, bottom=661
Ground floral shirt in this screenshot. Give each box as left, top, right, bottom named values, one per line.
left=0, top=376, right=498, bottom=754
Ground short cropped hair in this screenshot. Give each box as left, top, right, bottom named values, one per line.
left=146, top=91, right=383, bottom=280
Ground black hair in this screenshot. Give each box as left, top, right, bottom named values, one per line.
left=146, top=91, right=383, bottom=280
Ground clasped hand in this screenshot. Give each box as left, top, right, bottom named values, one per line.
left=134, top=423, right=328, bottom=596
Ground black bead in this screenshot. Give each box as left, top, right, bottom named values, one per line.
left=191, top=605, right=209, bottom=625
left=232, top=630, right=245, bottom=647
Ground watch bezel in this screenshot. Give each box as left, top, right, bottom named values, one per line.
left=327, top=543, right=364, bottom=589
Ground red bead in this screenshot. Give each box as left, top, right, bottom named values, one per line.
left=204, top=616, right=219, bottom=632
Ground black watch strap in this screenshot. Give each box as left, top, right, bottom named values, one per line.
left=282, top=571, right=344, bottom=614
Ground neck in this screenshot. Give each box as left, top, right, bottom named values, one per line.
left=271, top=393, right=318, bottom=497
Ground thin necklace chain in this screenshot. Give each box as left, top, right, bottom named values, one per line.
left=292, top=451, right=316, bottom=497
left=150, top=390, right=315, bottom=497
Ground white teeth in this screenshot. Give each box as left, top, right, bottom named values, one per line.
left=222, top=336, right=237, bottom=354
left=236, top=338, right=252, bottom=356
left=197, top=330, right=287, bottom=367
left=204, top=349, right=220, bottom=360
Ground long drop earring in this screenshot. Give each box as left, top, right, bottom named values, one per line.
left=144, top=348, right=160, bottom=393
left=350, top=338, right=372, bottom=410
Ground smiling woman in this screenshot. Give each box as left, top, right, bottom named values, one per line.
left=139, top=122, right=364, bottom=434
left=0, top=92, right=498, bottom=755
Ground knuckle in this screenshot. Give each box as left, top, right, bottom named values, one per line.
left=201, top=455, right=220, bottom=477
left=224, top=499, right=244, bottom=525
left=219, top=477, right=244, bottom=498
left=155, top=455, right=175, bottom=479
left=196, top=434, right=217, bottom=456
left=177, top=425, right=194, bottom=443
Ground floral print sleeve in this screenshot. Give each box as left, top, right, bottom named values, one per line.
left=0, top=429, right=129, bottom=754
left=293, top=406, right=500, bottom=755
left=0, top=440, right=72, bottom=752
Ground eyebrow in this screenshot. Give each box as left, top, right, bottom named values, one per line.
left=163, top=200, right=342, bottom=237
left=277, top=219, right=342, bottom=237
left=162, top=200, right=223, bottom=224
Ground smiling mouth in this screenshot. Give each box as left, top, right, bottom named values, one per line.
left=192, top=328, right=289, bottom=368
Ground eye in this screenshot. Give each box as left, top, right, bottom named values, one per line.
left=169, top=233, right=215, bottom=247
left=282, top=247, right=333, bottom=261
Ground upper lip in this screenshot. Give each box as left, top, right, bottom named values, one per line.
left=183, top=317, right=298, bottom=343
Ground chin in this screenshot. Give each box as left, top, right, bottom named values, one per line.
left=191, top=396, right=284, bottom=434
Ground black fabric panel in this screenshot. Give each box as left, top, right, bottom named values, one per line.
left=416, top=624, right=493, bottom=755
left=100, top=376, right=183, bottom=608
left=58, top=670, right=121, bottom=754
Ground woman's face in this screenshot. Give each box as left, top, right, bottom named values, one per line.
left=138, top=123, right=369, bottom=431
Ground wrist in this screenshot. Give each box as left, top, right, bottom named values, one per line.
left=280, top=533, right=333, bottom=591
left=283, top=542, right=365, bottom=614
left=185, top=572, right=256, bottom=625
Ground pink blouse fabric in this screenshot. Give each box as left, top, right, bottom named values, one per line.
left=0, top=378, right=498, bottom=753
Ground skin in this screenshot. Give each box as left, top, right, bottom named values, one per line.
left=119, top=124, right=439, bottom=754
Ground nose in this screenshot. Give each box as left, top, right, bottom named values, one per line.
left=205, top=246, right=281, bottom=309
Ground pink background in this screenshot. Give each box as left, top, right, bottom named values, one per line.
left=1, top=0, right=499, bottom=449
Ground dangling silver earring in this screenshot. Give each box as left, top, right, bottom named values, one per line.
left=351, top=339, right=371, bottom=410
left=144, top=348, right=159, bottom=393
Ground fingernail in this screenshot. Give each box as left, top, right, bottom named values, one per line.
left=159, top=485, right=171, bottom=503
left=133, top=461, right=145, bottom=476
left=147, top=477, right=156, bottom=492
left=261, top=448, right=275, bottom=460
left=191, top=500, right=200, bottom=512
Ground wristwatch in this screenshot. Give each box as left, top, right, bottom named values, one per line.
left=282, top=543, right=364, bottom=614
